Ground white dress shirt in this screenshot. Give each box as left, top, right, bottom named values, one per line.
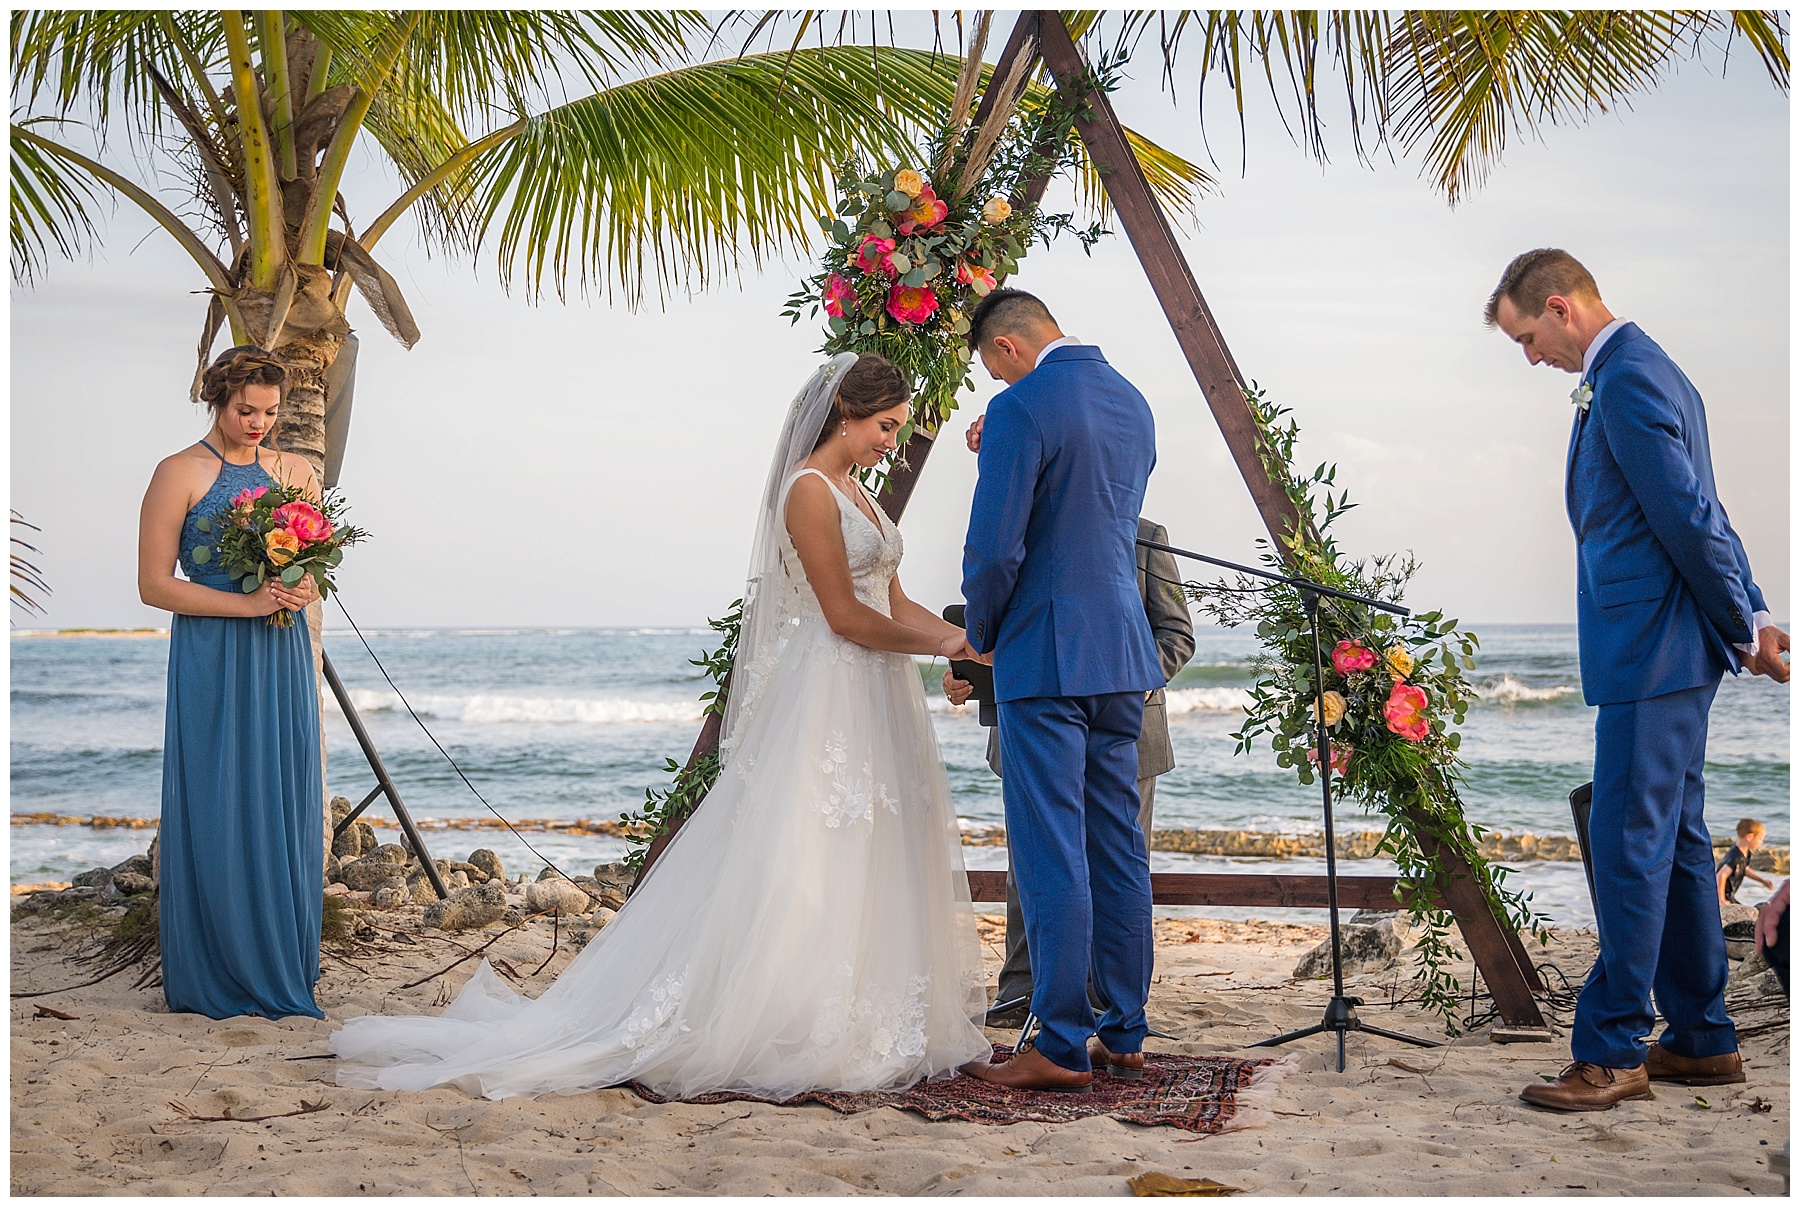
left=1034, top=335, right=1081, bottom=368
left=1581, top=318, right=1770, bottom=652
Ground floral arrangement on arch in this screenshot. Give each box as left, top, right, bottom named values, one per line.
left=782, top=44, right=1108, bottom=451
left=1191, top=385, right=1549, bottom=1031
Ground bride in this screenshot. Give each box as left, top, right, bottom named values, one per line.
left=332, top=352, right=993, bottom=1099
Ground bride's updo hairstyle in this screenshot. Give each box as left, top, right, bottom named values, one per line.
left=199, top=345, right=287, bottom=412
left=813, top=353, right=910, bottom=448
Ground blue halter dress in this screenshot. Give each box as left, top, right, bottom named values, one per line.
left=159, top=441, right=324, bottom=1020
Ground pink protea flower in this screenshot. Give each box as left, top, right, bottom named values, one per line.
left=886, top=282, right=939, bottom=325
left=1384, top=681, right=1430, bottom=742
left=852, top=235, right=898, bottom=277
left=822, top=273, right=856, bottom=318
left=897, top=185, right=948, bottom=235
left=1306, top=741, right=1353, bottom=775
left=1331, top=640, right=1377, bottom=675
left=272, top=500, right=333, bottom=545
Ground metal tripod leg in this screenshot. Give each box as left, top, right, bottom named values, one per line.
left=321, top=651, right=449, bottom=900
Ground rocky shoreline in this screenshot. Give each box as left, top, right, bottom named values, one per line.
left=13, top=809, right=1790, bottom=873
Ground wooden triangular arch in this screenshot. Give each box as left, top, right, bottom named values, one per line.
left=649, top=11, right=1549, bottom=1037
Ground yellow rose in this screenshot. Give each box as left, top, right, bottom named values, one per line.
left=265, top=528, right=301, bottom=566
left=1386, top=645, right=1415, bottom=679
left=1311, top=689, right=1347, bottom=728
left=893, top=167, right=924, bottom=198
left=982, top=195, right=1012, bottom=225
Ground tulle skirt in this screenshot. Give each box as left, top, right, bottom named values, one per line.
left=331, top=618, right=990, bottom=1099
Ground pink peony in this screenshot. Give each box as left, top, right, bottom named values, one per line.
left=886, top=282, right=939, bottom=325
left=1384, top=681, right=1430, bottom=742
left=897, top=185, right=948, bottom=235
left=1331, top=640, right=1377, bottom=675
left=232, top=486, right=269, bottom=508
left=272, top=500, right=333, bottom=545
left=852, top=234, right=898, bottom=277
left=822, top=273, right=856, bottom=318
left=956, top=259, right=998, bottom=296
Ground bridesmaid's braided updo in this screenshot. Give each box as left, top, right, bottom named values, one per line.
left=199, top=345, right=287, bottom=412
left=813, top=354, right=911, bottom=448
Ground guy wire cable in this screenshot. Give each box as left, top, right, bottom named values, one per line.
left=332, top=598, right=597, bottom=900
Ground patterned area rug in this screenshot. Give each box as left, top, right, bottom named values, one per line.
left=629, top=1047, right=1294, bottom=1134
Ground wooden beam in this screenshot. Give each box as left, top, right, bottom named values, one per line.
left=1033, top=15, right=1302, bottom=551
left=1031, top=12, right=1546, bottom=1033
left=969, top=870, right=1408, bottom=909
left=876, top=10, right=1051, bottom=525
left=645, top=15, right=1053, bottom=882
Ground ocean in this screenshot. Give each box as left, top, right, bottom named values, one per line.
left=11, top=624, right=1788, bottom=928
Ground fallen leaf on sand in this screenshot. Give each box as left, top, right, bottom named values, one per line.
left=33, top=1006, right=77, bottom=1021
left=1128, top=1172, right=1244, bottom=1196
left=1387, top=1057, right=1436, bottom=1074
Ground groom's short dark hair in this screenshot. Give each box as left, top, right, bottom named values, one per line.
left=969, top=289, right=1057, bottom=350
left=1484, top=249, right=1601, bottom=328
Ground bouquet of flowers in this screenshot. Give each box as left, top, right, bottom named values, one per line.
left=189, top=481, right=365, bottom=626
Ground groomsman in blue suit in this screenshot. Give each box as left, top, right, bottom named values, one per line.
left=959, top=290, right=1164, bottom=1092
left=1489, top=249, right=1789, bottom=1111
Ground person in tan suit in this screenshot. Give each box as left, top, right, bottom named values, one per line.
left=945, top=516, right=1194, bottom=1026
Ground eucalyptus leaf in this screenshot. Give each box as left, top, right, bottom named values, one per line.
left=885, top=190, right=910, bottom=211
left=281, top=564, right=304, bottom=586
left=859, top=320, right=875, bottom=335
left=903, top=267, right=926, bottom=288
left=828, top=316, right=848, bottom=335
left=241, top=577, right=259, bottom=594
left=888, top=251, right=911, bottom=276
left=831, top=220, right=850, bottom=242
left=191, top=545, right=212, bottom=565
left=869, top=220, right=892, bottom=239
left=195, top=517, right=212, bottom=534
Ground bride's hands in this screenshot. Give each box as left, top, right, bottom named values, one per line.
left=936, top=633, right=992, bottom=665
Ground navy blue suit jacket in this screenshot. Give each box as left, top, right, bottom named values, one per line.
left=1569, top=322, right=1766, bottom=706
left=962, top=345, right=1163, bottom=702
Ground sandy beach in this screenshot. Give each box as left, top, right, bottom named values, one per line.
left=11, top=898, right=1788, bottom=1197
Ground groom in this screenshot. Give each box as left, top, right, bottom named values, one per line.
left=1487, top=249, right=1789, bottom=1111
left=959, top=289, right=1163, bottom=1092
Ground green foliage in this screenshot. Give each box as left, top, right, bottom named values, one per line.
left=1188, top=384, right=1548, bottom=1032
left=780, top=56, right=1130, bottom=478
left=199, top=480, right=366, bottom=625
left=320, top=890, right=359, bottom=944
left=616, top=600, right=742, bottom=872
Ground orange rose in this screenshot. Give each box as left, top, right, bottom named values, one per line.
left=264, top=528, right=301, bottom=566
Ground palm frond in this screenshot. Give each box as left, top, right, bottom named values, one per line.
left=441, top=44, right=971, bottom=307
left=10, top=117, right=102, bottom=282
left=1106, top=9, right=1788, bottom=203
left=10, top=10, right=224, bottom=135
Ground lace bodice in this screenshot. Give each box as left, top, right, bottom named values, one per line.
left=779, top=469, right=902, bottom=619
left=180, top=443, right=275, bottom=588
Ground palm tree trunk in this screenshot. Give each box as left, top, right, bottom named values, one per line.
left=240, top=260, right=355, bottom=873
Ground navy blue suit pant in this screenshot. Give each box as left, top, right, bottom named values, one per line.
left=997, top=691, right=1152, bottom=1072
left=1573, top=678, right=1737, bottom=1066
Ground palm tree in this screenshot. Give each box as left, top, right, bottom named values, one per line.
left=1089, top=10, right=1787, bottom=202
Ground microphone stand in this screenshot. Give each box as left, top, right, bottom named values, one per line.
left=1138, top=538, right=1440, bottom=1072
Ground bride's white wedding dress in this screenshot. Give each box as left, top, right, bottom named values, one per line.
left=331, top=462, right=990, bottom=1100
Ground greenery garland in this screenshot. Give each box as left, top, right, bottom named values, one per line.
left=1188, top=386, right=1550, bottom=1031
left=616, top=600, right=740, bottom=873
left=780, top=82, right=1104, bottom=461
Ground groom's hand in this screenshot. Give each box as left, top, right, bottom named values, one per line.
left=1746, top=625, right=1791, bottom=683
left=942, top=670, right=974, bottom=706
left=965, top=415, right=984, bottom=453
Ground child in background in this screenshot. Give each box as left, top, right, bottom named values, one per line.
left=1718, top=818, right=1777, bottom=905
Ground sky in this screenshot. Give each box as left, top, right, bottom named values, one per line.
left=9, top=14, right=1790, bottom=631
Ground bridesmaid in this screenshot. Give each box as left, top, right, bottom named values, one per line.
left=137, top=346, right=325, bottom=1020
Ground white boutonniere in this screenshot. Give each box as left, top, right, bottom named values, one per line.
left=1571, top=382, right=1593, bottom=413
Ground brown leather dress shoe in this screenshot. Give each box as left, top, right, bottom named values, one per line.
left=961, top=1045, right=1093, bottom=1094
left=1088, top=1036, right=1146, bottom=1080
left=1645, top=1042, right=1746, bottom=1086
left=1519, top=1062, right=1653, bottom=1112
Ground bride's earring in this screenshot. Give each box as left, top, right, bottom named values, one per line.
left=840, top=423, right=848, bottom=438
